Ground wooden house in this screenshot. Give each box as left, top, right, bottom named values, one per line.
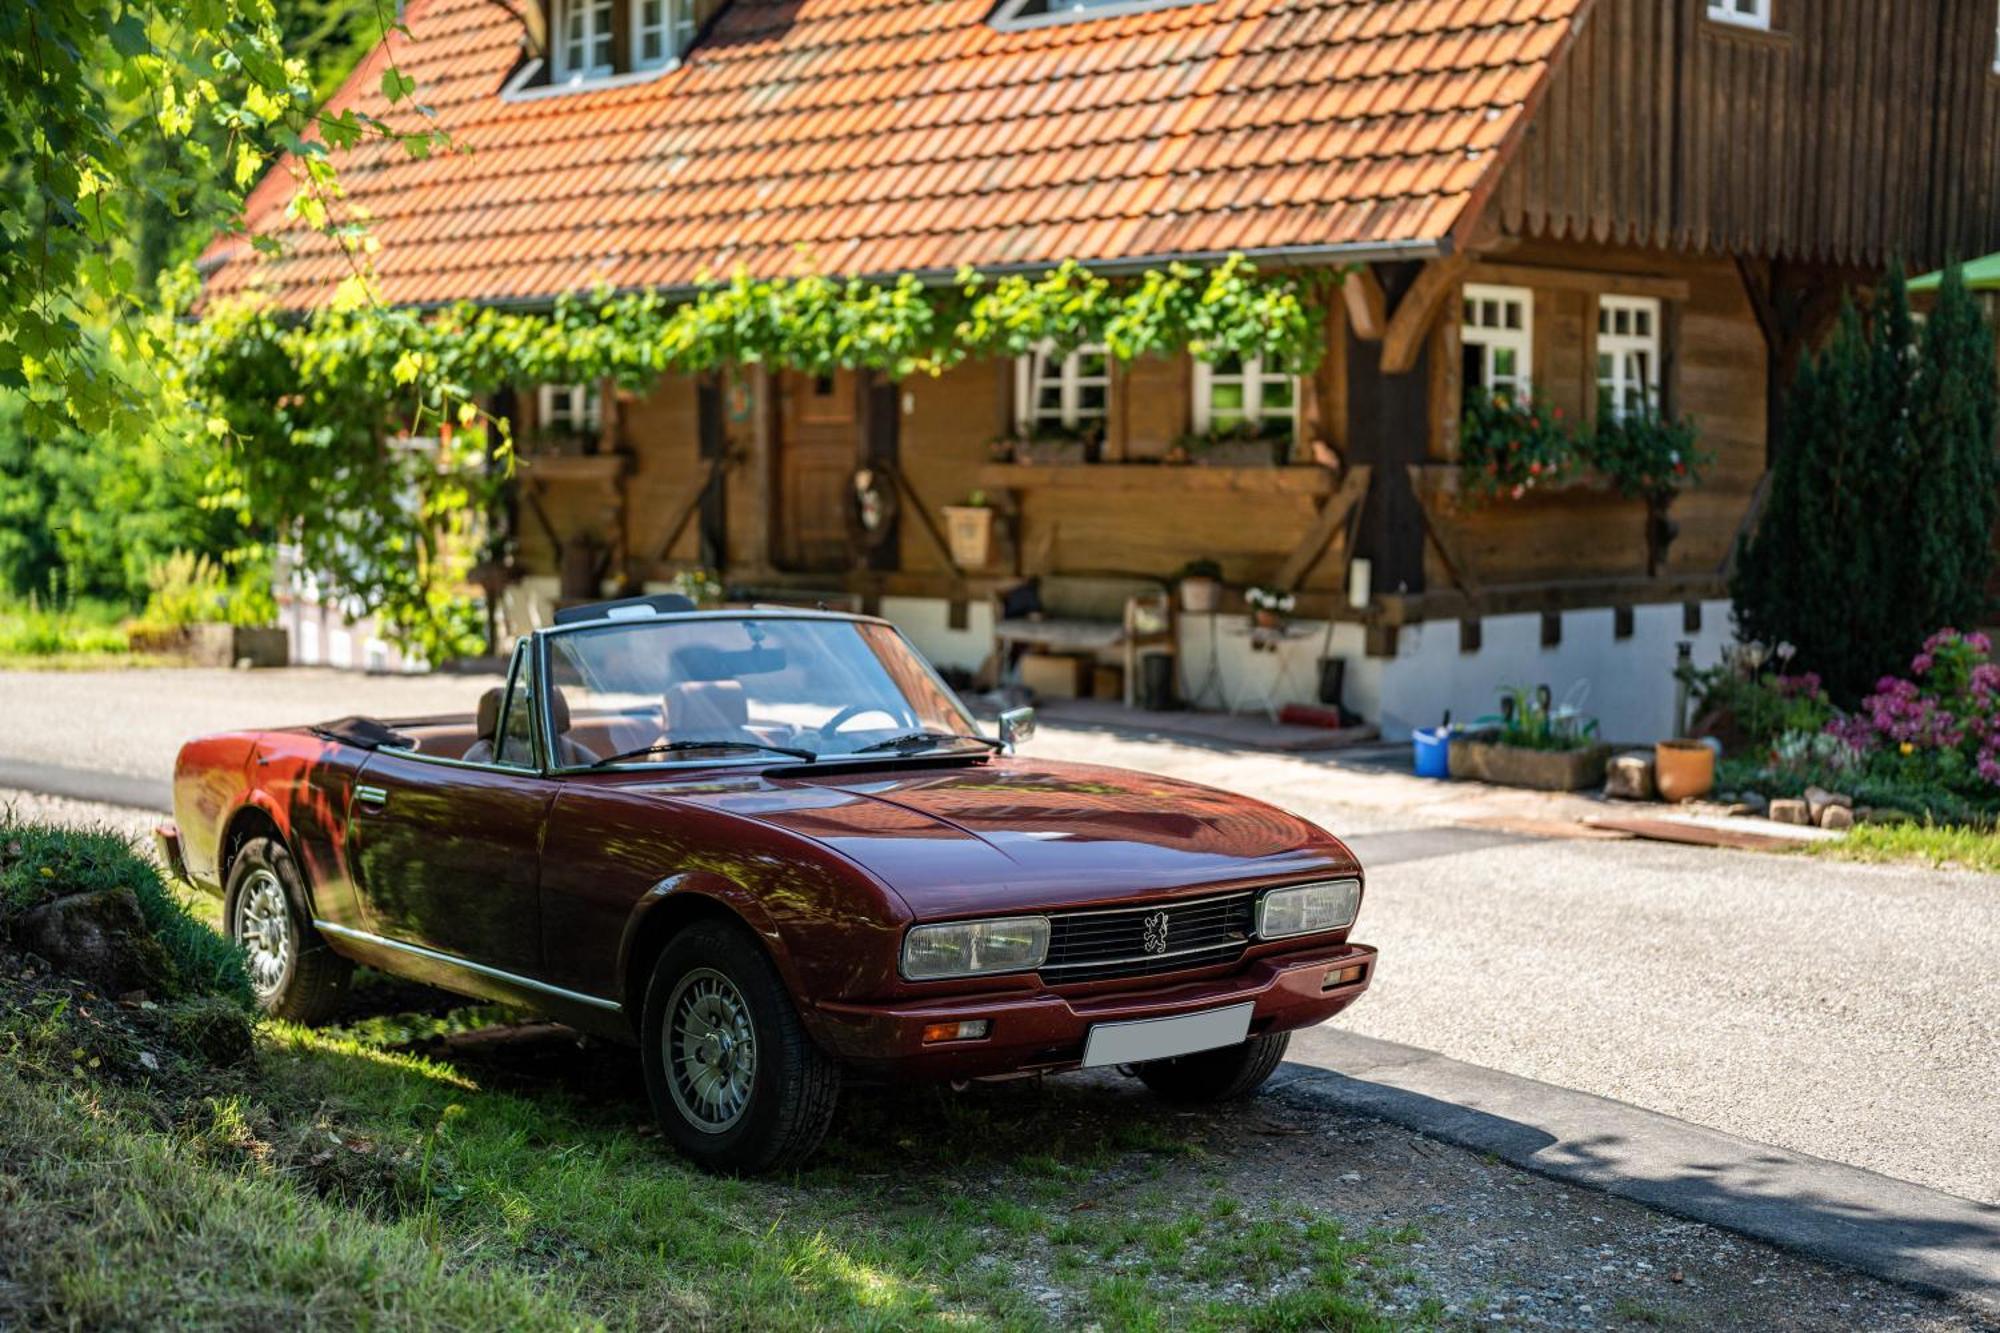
left=205, top=0, right=2000, bottom=739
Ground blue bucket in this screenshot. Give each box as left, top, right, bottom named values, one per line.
left=1411, top=726, right=1452, bottom=779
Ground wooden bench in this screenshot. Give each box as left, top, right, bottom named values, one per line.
left=993, top=574, right=1175, bottom=707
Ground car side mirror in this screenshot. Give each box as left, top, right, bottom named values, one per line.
left=998, top=706, right=1036, bottom=751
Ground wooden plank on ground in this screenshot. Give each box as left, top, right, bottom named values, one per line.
left=1584, top=815, right=1809, bottom=851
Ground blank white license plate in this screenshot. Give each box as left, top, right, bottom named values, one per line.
left=1080, top=1001, right=1254, bottom=1069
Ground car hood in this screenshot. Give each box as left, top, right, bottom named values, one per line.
left=646, top=756, right=1359, bottom=918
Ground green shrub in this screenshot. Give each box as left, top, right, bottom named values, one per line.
left=0, top=816, right=253, bottom=1008
left=0, top=578, right=133, bottom=658
left=1734, top=265, right=2000, bottom=703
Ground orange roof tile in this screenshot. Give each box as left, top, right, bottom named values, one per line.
left=205, top=0, right=1589, bottom=307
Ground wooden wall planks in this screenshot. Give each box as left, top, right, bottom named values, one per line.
left=1494, top=0, right=2000, bottom=269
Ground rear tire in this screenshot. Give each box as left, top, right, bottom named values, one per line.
left=1132, top=1031, right=1290, bottom=1104
left=640, top=918, right=839, bottom=1174
left=225, top=836, right=352, bottom=1025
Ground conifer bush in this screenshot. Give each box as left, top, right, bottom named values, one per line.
left=1733, top=265, right=1999, bottom=703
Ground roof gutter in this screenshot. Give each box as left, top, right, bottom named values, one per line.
left=381, top=237, right=1451, bottom=316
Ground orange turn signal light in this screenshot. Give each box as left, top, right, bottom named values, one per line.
left=921, top=1020, right=991, bottom=1044
left=1323, top=964, right=1368, bottom=991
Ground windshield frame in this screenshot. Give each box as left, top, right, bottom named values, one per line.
left=533, top=610, right=985, bottom=775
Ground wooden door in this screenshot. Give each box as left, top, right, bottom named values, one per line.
left=777, top=370, right=861, bottom=571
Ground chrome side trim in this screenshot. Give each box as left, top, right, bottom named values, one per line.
left=312, top=920, right=623, bottom=1013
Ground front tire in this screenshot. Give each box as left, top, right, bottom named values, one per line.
left=225, top=836, right=352, bottom=1025
left=640, top=918, right=839, bottom=1173
left=1132, top=1031, right=1290, bottom=1104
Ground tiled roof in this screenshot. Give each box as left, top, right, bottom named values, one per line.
left=204, top=0, right=1590, bottom=308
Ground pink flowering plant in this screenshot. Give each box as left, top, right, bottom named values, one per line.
left=1828, top=629, right=2000, bottom=796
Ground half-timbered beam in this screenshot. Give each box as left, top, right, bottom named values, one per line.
left=1380, top=253, right=1471, bottom=374
left=1276, top=464, right=1371, bottom=590
left=1341, top=267, right=1387, bottom=341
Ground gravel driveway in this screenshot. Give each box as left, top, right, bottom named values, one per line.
left=5, top=667, right=1997, bottom=1206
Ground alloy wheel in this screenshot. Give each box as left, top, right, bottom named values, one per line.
left=665, top=967, right=759, bottom=1133
left=235, top=867, right=294, bottom=1000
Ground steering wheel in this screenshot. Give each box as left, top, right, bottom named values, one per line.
left=817, top=702, right=907, bottom=740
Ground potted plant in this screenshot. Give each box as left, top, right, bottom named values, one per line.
left=1447, top=684, right=1613, bottom=791
left=1177, top=559, right=1223, bottom=614
left=1245, top=584, right=1296, bottom=630
left=1580, top=403, right=1711, bottom=575
left=1456, top=391, right=1579, bottom=504
left=941, top=490, right=995, bottom=570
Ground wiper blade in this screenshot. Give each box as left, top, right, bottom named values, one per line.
left=587, top=738, right=818, bottom=768
left=851, top=730, right=1002, bottom=755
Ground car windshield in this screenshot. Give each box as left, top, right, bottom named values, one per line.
left=543, top=616, right=982, bottom=767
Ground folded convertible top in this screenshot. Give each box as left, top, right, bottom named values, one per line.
left=310, top=716, right=415, bottom=751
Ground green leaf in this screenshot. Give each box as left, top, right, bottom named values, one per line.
left=381, top=69, right=417, bottom=103
left=107, top=14, right=152, bottom=59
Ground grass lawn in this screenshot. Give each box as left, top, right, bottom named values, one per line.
left=1, top=893, right=1430, bottom=1332
left=1811, top=821, right=2000, bottom=873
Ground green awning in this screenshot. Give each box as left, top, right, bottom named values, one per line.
left=1909, top=253, right=2000, bottom=292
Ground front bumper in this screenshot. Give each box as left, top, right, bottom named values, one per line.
left=813, top=940, right=1377, bottom=1080
left=153, top=821, right=193, bottom=887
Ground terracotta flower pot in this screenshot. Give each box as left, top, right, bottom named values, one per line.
left=1654, top=738, right=1716, bottom=803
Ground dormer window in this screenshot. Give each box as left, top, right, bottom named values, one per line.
left=990, top=0, right=1196, bottom=30
left=514, top=0, right=704, bottom=96
left=635, top=0, right=696, bottom=70
left=554, top=0, right=614, bottom=81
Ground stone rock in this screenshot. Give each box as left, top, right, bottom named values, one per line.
left=1818, top=805, right=1855, bottom=832
left=1803, top=785, right=1853, bottom=824
left=15, top=888, right=173, bottom=997
left=1603, top=751, right=1657, bottom=801
left=1768, top=798, right=1811, bottom=826
left=1737, top=791, right=1770, bottom=816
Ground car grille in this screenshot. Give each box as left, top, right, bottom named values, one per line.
left=1039, top=891, right=1256, bottom=984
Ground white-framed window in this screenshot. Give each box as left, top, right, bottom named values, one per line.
left=1014, top=343, right=1109, bottom=432
left=328, top=627, right=354, bottom=670
left=553, top=0, right=614, bottom=81
left=1192, top=353, right=1297, bottom=436
left=297, top=617, right=321, bottom=666
left=634, top=0, right=697, bottom=68
left=1596, top=296, right=1662, bottom=421
left=1706, top=0, right=1771, bottom=30
left=538, top=382, right=602, bottom=437
left=1460, top=284, right=1533, bottom=399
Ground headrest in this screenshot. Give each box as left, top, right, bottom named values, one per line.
left=664, top=680, right=748, bottom=736
left=475, top=687, right=504, bottom=739
left=549, top=685, right=573, bottom=733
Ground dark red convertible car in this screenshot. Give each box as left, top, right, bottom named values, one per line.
left=162, top=595, right=1375, bottom=1171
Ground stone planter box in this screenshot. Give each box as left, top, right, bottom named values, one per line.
left=129, top=624, right=289, bottom=668
left=1190, top=439, right=1283, bottom=467
left=1448, top=738, right=1612, bottom=791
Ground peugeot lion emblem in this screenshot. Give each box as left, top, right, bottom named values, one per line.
left=1141, top=911, right=1171, bottom=955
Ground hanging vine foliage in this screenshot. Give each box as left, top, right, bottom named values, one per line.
left=176, top=255, right=1341, bottom=660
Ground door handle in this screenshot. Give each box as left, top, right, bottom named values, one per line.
left=354, top=784, right=389, bottom=811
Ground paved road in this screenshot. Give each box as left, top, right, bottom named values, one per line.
left=6, top=668, right=1997, bottom=1206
